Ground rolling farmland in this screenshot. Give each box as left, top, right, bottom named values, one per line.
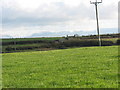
left=1, top=36, right=119, bottom=53
left=2, top=46, right=118, bottom=88
left=1, top=0, right=119, bottom=88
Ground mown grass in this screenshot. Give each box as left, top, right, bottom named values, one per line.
left=2, top=46, right=118, bottom=88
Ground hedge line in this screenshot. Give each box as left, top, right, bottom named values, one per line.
left=116, top=39, right=120, bottom=45
left=2, top=40, right=52, bottom=45
left=3, top=39, right=119, bottom=53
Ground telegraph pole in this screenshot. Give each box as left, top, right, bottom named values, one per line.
left=90, top=0, right=102, bottom=46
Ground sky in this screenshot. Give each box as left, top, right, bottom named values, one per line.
left=1, top=0, right=119, bottom=38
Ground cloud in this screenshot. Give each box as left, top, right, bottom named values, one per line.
left=1, top=0, right=118, bottom=38
left=2, top=1, right=117, bottom=26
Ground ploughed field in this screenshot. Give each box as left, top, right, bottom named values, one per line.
left=2, top=46, right=118, bottom=88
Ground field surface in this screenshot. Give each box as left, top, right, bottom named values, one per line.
left=2, top=46, right=118, bottom=88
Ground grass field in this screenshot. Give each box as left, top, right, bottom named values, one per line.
left=2, top=46, right=118, bottom=88
left=2, top=37, right=118, bottom=43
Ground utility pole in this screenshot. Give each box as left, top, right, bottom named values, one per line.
left=90, top=0, right=102, bottom=46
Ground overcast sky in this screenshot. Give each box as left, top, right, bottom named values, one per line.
left=1, top=0, right=118, bottom=38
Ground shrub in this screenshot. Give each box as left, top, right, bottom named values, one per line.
left=62, top=39, right=113, bottom=47
left=2, top=40, right=51, bottom=45
left=40, top=44, right=51, bottom=48
left=62, top=40, right=98, bottom=47
left=6, top=47, right=15, bottom=51
left=101, top=41, right=114, bottom=46
left=116, top=39, right=120, bottom=45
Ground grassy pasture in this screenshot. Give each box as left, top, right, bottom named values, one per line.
left=101, top=38, right=118, bottom=43
left=88, top=38, right=118, bottom=43
left=2, top=46, right=118, bottom=88
left=2, top=37, right=118, bottom=43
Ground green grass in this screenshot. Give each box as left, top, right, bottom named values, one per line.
left=2, top=46, right=118, bottom=88
left=88, top=38, right=118, bottom=43
left=101, top=38, right=118, bottom=43
left=2, top=37, right=118, bottom=43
